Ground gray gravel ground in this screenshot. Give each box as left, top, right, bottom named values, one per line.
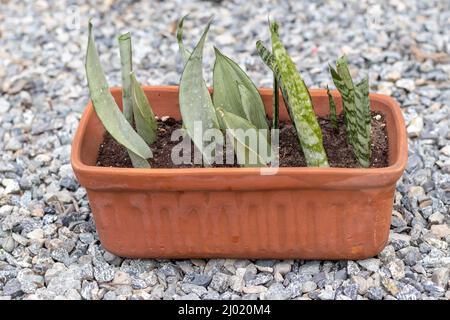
left=0, top=0, right=449, bottom=300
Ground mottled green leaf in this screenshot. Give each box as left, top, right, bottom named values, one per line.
left=256, top=40, right=276, bottom=70
left=213, top=47, right=268, bottom=130
left=326, top=85, right=338, bottom=130
left=330, top=56, right=371, bottom=167
left=130, top=72, right=157, bottom=145
left=357, top=77, right=371, bottom=142
left=257, top=22, right=329, bottom=167
left=217, top=109, right=271, bottom=167
left=355, top=77, right=371, bottom=167
left=330, top=63, right=353, bottom=133
left=85, top=22, right=152, bottom=160
left=256, top=41, right=289, bottom=126
left=179, top=19, right=220, bottom=166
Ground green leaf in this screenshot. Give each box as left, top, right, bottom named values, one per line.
left=329, top=63, right=352, bottom=133
left=330, top=56, right=371, bottom=167
left=177, top=15, right=214, bottom=132
left=128, top=150, right=151, bottom=168
left=355, top=77, right=371, bottom=167
left=85, top=22, right=152, bottom=160
left=272, top=74, right=280, bottom=129
left=257, top=21, right=329, bottom=167
left=357, top=78, right=371, bottom=142
left=326, top=85, right=338, bottom=130
left=176, top=14, right=192, bottom=64
left=217, top=109, right=271, bottom=167
left=256, top=40, right=276, bottom=70
left=118, top=32, right=134, bottom=124
left=270, top=21, right=281, bottom=132
left=212, top=48, right=246, bottom=119
left=117, top=32, right=150, bottom=168
left=237, top=83, right=269, bottom=131
left=333, top=57, right=359, bottom=142
left=213, top=47, right=268, bottom=130
left=179, top=19, right=220, bottom=166
left=130, top=72, right=157, bottom=145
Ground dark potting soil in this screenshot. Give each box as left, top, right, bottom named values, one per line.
left=96, top=112, right=389, bottom=168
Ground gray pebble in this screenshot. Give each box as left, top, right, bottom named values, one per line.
left=2, top=278, right=23, bottom=298
left=264, top=283, right=292, bottom=300
left=209, top=272, right=230, bottom=293
left=93, top=264, right=115, bottom=283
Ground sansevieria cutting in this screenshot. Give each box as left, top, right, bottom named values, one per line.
left=330, top=56, right=371, bottom=167
left=86, top=22, right=156, bottom=168
left=177, top=17, right=273, bottom=167
left=256, top=21, right=329, bottom=167
left=326, top=85, right=338, bottom=130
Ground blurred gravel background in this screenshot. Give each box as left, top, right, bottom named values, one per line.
left=0, top=0, right=449, bottom=300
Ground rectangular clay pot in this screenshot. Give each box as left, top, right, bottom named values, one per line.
left=71, top=86, right=407, bottom=259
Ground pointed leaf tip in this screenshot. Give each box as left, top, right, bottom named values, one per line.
left=179, top=20, right=219, bottom=166
left=118, top=32, right=131, bottom=41
left=264, top=21, right=329, bottom=167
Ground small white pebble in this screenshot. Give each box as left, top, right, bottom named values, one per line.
left=440, top=145, right=450, bottom=157
left=161, top=116, right=170, bottom=122
left=374, top=114, right=382, bottom=121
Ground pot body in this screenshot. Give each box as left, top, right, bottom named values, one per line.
left=71, top=86, right=407, bottom=259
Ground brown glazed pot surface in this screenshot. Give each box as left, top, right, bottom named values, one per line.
left=71, top=86, right=408, bottom=259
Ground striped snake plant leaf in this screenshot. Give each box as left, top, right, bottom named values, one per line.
left=179, top=19, right=220, bottom=166
left=329, top=64, right=355, bottom=136
left=330, top=56, right=371, bottom=167
left=176, top=14, right=191, bottom=64
left=256, top=41, right=294, bottom=127
left=256, top=41, right=298, bottom=132
left=213, top=47, right=268, bottom=130
left=331, top=57, right=357, bottom=142
left=355, top=77, right=371, bottom=167
left=256, top=40, right=276, bottom=69
left=217, top=108, right=271, bottom=167
left=326, top=85, right=338, bottom=130
left=357, top=77, right=371, bottom=143
left=85, top=22, right=152, bottom=160
left=118, top=32, right=150, bottom=168
left=256, top=22, right=329, bottom=167
left=130, top=72, right=158, bottom=145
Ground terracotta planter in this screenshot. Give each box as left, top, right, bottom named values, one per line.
left=71, top=86, right=407, bottom=259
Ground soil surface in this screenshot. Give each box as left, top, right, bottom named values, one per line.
left=97, top=112, right=389, bottom=168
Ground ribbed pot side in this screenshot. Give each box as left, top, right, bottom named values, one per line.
left=71, top=86, right=407, bottom=259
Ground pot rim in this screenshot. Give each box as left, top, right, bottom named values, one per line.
left=71, top=86, right=408, bottom=179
